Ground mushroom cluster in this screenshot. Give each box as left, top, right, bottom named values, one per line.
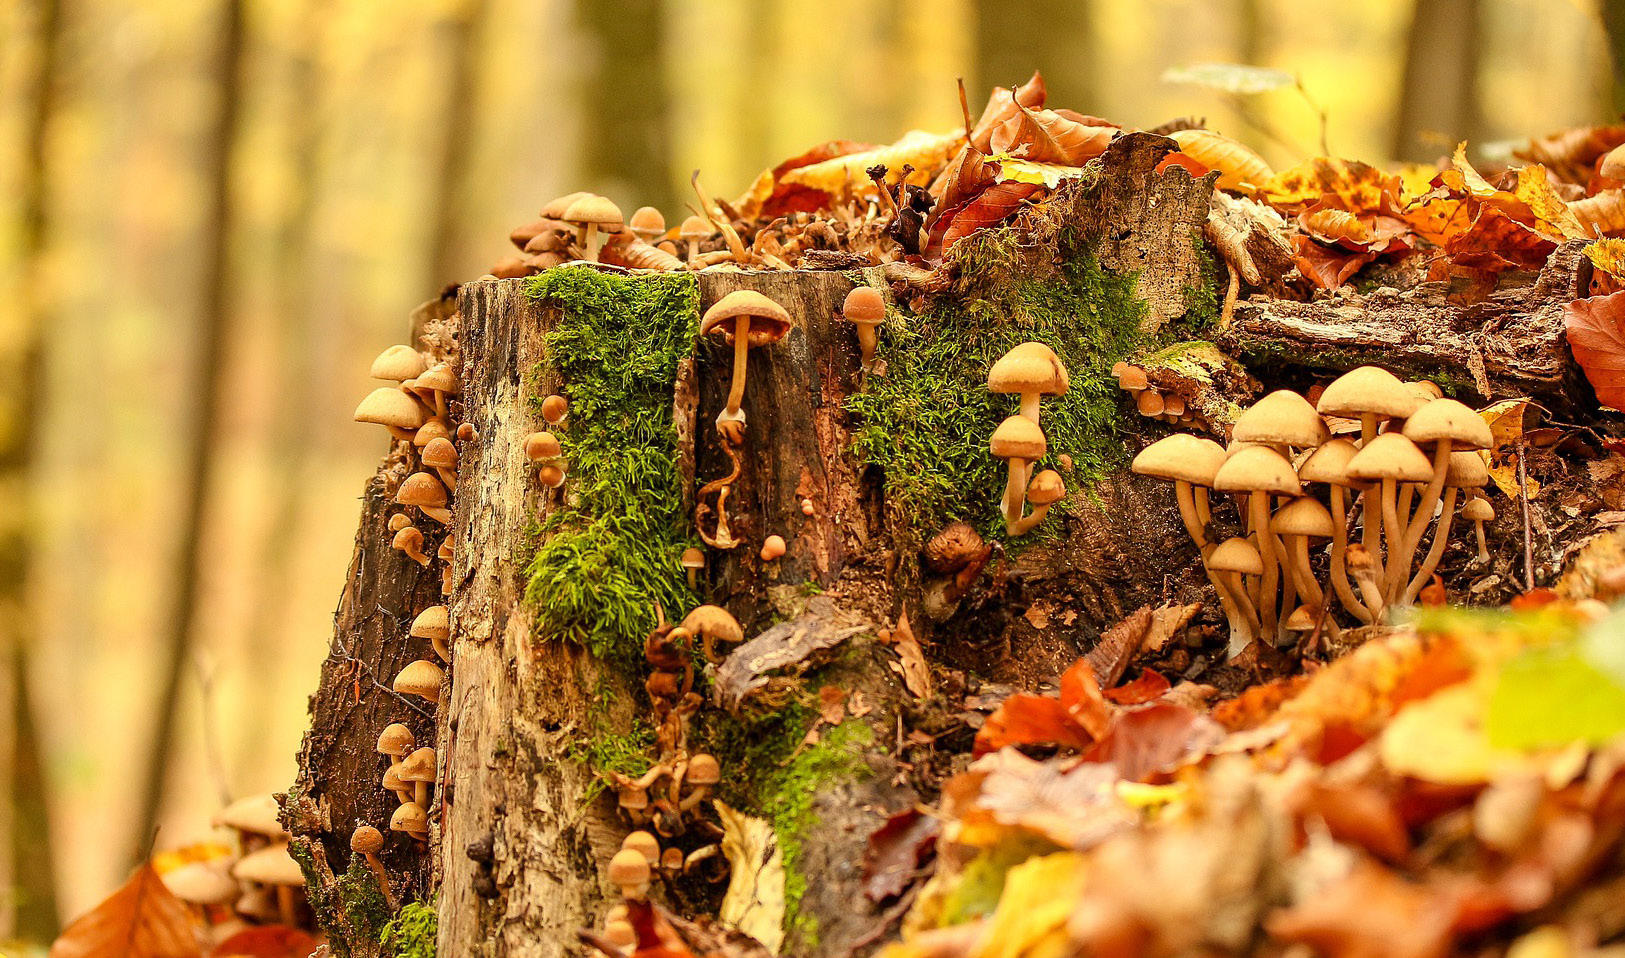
left=194, top=793, right=312, bottom=933
left=987, top=343, right=1070, bottom=537
left=376, top=721, right=436, bottom=843
left=1133, top=366, right=1497, bottom=656
left=1112, top=360, right=1203, bottom=429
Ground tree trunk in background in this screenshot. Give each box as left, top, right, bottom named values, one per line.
left=1392, top=0, right=1483, bottom=162
left=973, top=0, right=1095, bottom=110
left=0, top=0, right=66, bottom=939
left=133, top=0, right=246, bottom=855
left=573, top=0, right=676, bottom=212
left=1600, top=0, right=1625, bottom=117
left=1236, top=0, right=1265, bottom=67
left=425, top=0, right=488, bottom=291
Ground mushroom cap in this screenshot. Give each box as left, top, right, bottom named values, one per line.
left=1213, top=446, right=1302, bottom=496
left=628, top=206, right=666, bottom=237
left=681, top=604, right=743, bottom=643
left=989, top=414, right=1047, bottom=461
left=607, top=848, right=651, bottom=886
left=1284, top=605, right=1318, bottom=631
left=232, top=843, right=305, bottom=886
left=1462, top=496, right=1496, bottom=521
left=680, top=547, right=706, bottom=571
left=759, top=535, right=786, bottom=561
left=392, top=526, right=425, bottom=552
left=1233, top=390, right=1330, bottom=448
left=563, top=194, right=624, bottom=230
left=604, top=920, right=637, bottom=948
left=390, top=802, right=428, bottom=835
left=351, top=825, right=384, bottom=855
left=411, top=605, right=449, bottom=641
left=413, top=363, right=461, bottom=396
left=354, top=387, right=425, bottom=430
left=371, top=345, right=427, bottom=382
left=377, top=723, right=415, bottom=757
left=541, top=394, right=569, bottom=424
left=660, top=847, right=685, bottom=871
left=382, top=764, right=405, bottom=792
left=216, top=793, right=287, bottom=838
left=1209, top=537, right=1264, bottom=575
left=541, top=191, right=593, bottom=219
left=618, top=787, right=649, bottom=810
left=414, top=419, right=451, bottom=447
left=1603, top=142, right=1625, bottom=181
left=421, top=437, right=458, bottom=470
left=700, top=290, right=792, bottom=347
left=393, top=659, right=445, bottom=700
left=1131, top=434, right=1227, bottom=486
left=163, top=862, right=240, bottom=905
left=1297, top=438, right=1366, bottom=487
left=395, top=472, right=448, bottom=509
left=843, top=287, right=886, bottom=325
left=397, top=746, right=437, bottom=783
left=1316, top=366, right=1420, bottom=421
left=1401, top=398, right=1493, bottom=450
left=524, top=431, right=562, bottom=461
left=621, top=831, right=660, bottom=863
left=1446, top=450, right=1489, bottom=488
left=1026, top=469, right=1066, bottom=506
left=538, top=464, right=566, bottom=488
left=679, top=215, right=713, bottom=240
left=1116, top=364, right=1149, bottom=391
left=687, top=753, right=720, bottom=786
left=1346, top=433, right=1434, bottom=483
left=1271, top=497, right=1336, bottom=538
left=988, top=341, right=1069, bottom=399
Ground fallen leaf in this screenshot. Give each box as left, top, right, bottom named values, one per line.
left=1023, top=601, right=1052, bottom=630
left=928, top=179, right=1043, bottom=256
left=1085, top=603, right=1198, bottom=688
left=1265, top=860, right=1456, bottom=958
left=1565, top=292, right=1625, bottom=411
left=1478, top=398, right=1542, bottom=498
left=1260, top=157, right=1401, bottom=213
left=1515, top=124, right=1625, bottom=187
left=208, top=927, right=320, bottom=958
left=1487, top=618, right=1625, bottom=749
left=973, top=851, right=1089, bottom=958
left=1102, top=670, right=1171, bottom=705
left=891, top=612, right=933, bottom=699
left=1582, top=238, right=1625, bottom=294
left=817, top=684, right=847, bottom=727
left=988, top=92, right=1116, bottom=166
left=716, top=801, right=785, bottom=953
left=975, top=659, right=1112, bottom=755
left=775, top=129, right=965, bottom=209
left=862, top=809, right=939, bottom=902
left=1570, top=189, right=1625, bottom=236
left=1169, top=129, right=1273, bottom=192
left=1380, top=679, right=1530, bottom=785
left=50, top=862, right=203, bottom=958
left=731, top=139, right=876, bottom=218
left=1083, top=703, right=1225, bottom=782
left=968, top=71, right=1047, bottom=152
left=965, top=753, right=1136, bottom=850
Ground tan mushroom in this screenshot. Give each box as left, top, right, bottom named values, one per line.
left=1298, top=439, right=1373, bottom=624
left=842, top=287, right=887, bottom=368
left=1208, top=537, right=1264, bottom=655
left=354, top=387, right=425, bottom=442
left=1213, top=446, right=1301, bottom=643
left=422, top=437, right=459, bottom=490
left=396, top=472, right=452, bottom=525
left=680, top=215, right=713, bottom=265
left=541, top=394, right=569, bottom=424
left=393, top=659, right=445, bottom=705
left=700, top=291, right=792, bottom=443
left=562, top=194, right=624, bottom=262
left=350, top=825, right=393, bottom=908
left=608, top=847, right=651, bottom=900
left=1396, top=399, right=1493, bottom=596
left=990, top=415, right=1046, bottom=535
left=390, top=801, right=429, bottom=842
left=411, top=605, right=451, bottom=661
left=1270, top=497, right=1341, bottom=641
left=1008, top=468, right=1066, bottom=537
left=629, top=206, right=666, bottom=244
left=392, top=525, right=431, bottom=566
left=1401, top=451, right=1491, bottom=604
left=988, top=342, right=1069, bottom=427
left=1346, top=433, right=1434, bottom=600
left=231, top=843, right=305, bottom=927
left=681, top=604, right=743, bottom=663
left=1462, top=496, right=1495, bottom=565
left=370, top=345, right=427, bottom=383
left=377, top=723, right=415, bottom=769
left=680, top=547, right=705, bottom=589
left=412, top=364, right=461, bottom=421
left=1231, top=389, right=1330, bottom=456
left=398, top=747, right=437, bottom=807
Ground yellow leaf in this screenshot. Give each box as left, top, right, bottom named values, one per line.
left=990, top=156, right=1088, bottom=188
left=1584, top=238, right=1625, bottom=281
left=971, top=852, right=1088, bottom=958
left=716, top=801, right=785, bottom=953
left=1477, top=399, right=1541, bottom=499
left=777, top=129, right=965, bottom=202
left=1378, top=678, right=1526, bottom=784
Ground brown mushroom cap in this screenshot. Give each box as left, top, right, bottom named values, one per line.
left=354, top=387, right=425, bottom=430
left=393, top=660, right=445, bottom=701
left=216, top=793, right=288, bottom=839
left=1462, top=497, right=1496, bottom=522
left=604, top=920, right=637, bottom=948
left=1401, top=398, right=1493, bottom=451
left=541, top=191, right=593, bottom=219
left=382, top=763, right=406, bottom=794
left=1346, top=433, right=1434, bottom=483
left=1213, top=446, right=1302, bottom=496
left=413, top=364, right=461, bottom=397
left=410, top=606, right=449, bottom=642
left=1284, top=605, right=1318, bottom=632
left=701, top=290, right=792, bottom=347
left=395, top=472, right=448, bottom=509
left=759, top=535, right=787, bottom=561
left=232, top=843, right=305, bottom=886
left=1603, top=143, right=1625, bottom=181
left=621, top=831, right=660, bottom=863
left=681, top=604, right=743, bottom=643
left=843, top=287, right=885, bottom=325
left=163, top=862, right=239, bottom=905
left=351, top=825, right=384, bottom=855
left=1271, top=497, right=1337, bottom=538
left=541, top=395, right=569, bottom=424
left=414, top=419, right=451, bottom=447
left=687, top=753, right=720, bottom=786
left=1026, top=469, right=1066, bottom=505
left=1316, top=366, right=1420, bottom=421
left=628, top=206, right=666, bottom=238
left=377, top=723, right=415, bottom=758
left=390, top=802, right=428, bottom=836
left=1209, top=537, right=1264, bottom=575
left=1132, top=434, right=1227, bottom=486
left=679, top=215, right=713, bottom=241
left=1233, top=390, right=1330, bottom=448
left=371, top=345, right=427, bottom=383
left=988, top=342, right=1070, bottom=398
left=524, top=431, right=562, bottom=461
left=397, top=747, right=436, bottom=784
left=1297, top=438, right=1366, bottom=487
left=421, top=437, right=458, bottom=471
left=1446, top=450, right=1490, bottom=488
left=607, top=848, right=651, bottom=887
left=989, top=415, right=1047, bottom=461
left=562, top=194, right=624, bottom=231
left=680, top=547, right=706, bottom=571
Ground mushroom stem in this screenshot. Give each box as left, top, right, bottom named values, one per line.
left=274, top=885, right=298, bottom=928
left=413, top=781, right=429, bottom=808
left=855, top=324, right=877, bottom=368
left=1019, top=390, right=1041, bottom=426
left=1194, top=486, right=1213, bottom=529
left=724, top=315, right=752, bottom=418
left=1001, top=459, right=1030, bottom=532
left=1359, top=414, right=1379, bottom=556
left=1396, top=442, right=1453, bottom=602
left=1250, top=492, right=1280, bottom=640
left=387, top=425, right=416, bottom=442
left=1007, top=502, right=1050, bottom=537
left=1276, top=547, right=1298, bottom=644
left=1175, top=482, right=1248, bottom=645
left=583, top=223, right=602, bottom=262
left=432, top=465, right=457, bottom=489
left=1475, top=519, right=1489, bottom=563
left=1285, top=536, right=1326, bottom=610
left=1220, top=570, right=1262, bottom=658
left=1349, top=545, right=1387, bottom=622
left=686, top=239, right=701, bottom=265
left=1327, top=485, right=1373, bottom=624
left=1403, top=487, right=1459, bottom=605
left=1379, top=477, right=1404, bottom=598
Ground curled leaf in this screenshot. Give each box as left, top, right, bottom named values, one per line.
left=1565, top=292, right=1625, bottom=411
left=989, top=93, right=1116, bottom=166
left=1169, top=129, right=1273, bottom=192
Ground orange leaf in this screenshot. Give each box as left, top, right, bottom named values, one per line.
left=1571, top=189, right=1625, bottom=236
left=1259, top=157, right=1401, bottom=213
left=969, top=71, right=1047, bottom=152
left=51, top=862, right=203, bottom=958
left=1058, top=658, right=1113, bottom=739
left=208, top=927, right=320, bottom=958
left=1293, top=234, right=1377, bottom=290
left=1081, top=703, right=1224, bottom=782
left=989, top=92, right=1117, bottom=166
left=1169, top=129, right=1273, bottom=192
left=974, top=693, right=1095, bottom=756
left=1565, top=292, right=1625, bottom=410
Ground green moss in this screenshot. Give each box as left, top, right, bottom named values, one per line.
left=379, top=899, right=438, bottom=958
left=288, top=842, right=392, bottom=956
left=1181, top=237, right=1222, bottom=335
left=568, top=679, right=656, bottom=800
left=521, top=267, right=701, bottom=662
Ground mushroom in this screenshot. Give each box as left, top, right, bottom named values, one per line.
left=382, top=764, right=411, bottom=805
left=617, top=786, right=651, bottom=824
left=660, top=846, right=685, bottom=875
left=525, top=430, right=563, bottom=461
left=680, top=604, right=743, bottom=663
left=1270, top=497, right=1341, bottom=641
left=1346, top=433, right=1434, bottom=600
left=414, top=419, right=451, bottom=448
left=1131, top=433, right=1250, bottom=636
left=700, top=291, right=792, bottom=444
left=162, top=861, right=239, bottom=920
left=621, top=830, right=660, bottom=864
left=603, top=918, right=638, bottom=954
left=989, top=414, right=1046, bottom=535
left=1463, top=496, right=1495, bottom=565
left=842, top=287, right=886, bottom=368
left=231, top=843, right=305, bottom=927
left=390, top=801, right=429, bottom=842
left=679, top=753, right=720, bottom=812
left=1207, top=537, right=1264, bottom=656
left=1113, top=362, right=1149, bottom=392
left=542, top=191, right=593, bottom=220
left=629, top=206, right=666, bottom=244
left=392, top=525, right=431, bottom=566
left=215, top=792, right=289, bottom=848
left=538, top=464, right=566, bottom=489
left=371, top=345, right=427, bottom=383
left=412, top=364, right=461, bottom=421
left=1008, top=468, right=1066, bottom=537
left=396, top=472, right=452, bottom=525
left=562, top=194, right=624, bottom=262
left=377, top=723, right=415, bottom=769
left=1231, top=389, right=1329, bottom=456
left=1298, top=439, right=1373, bottom=624
left=422, top=437, right=459, bottom=490
left=411, top=605, right=451, bottom=661
left=388, top=513, right=411, bottom=533
left=1396, top=398, right=1493, bottom=596
left=456, top=422, right=478, bottom=443
left=398, top=746, right=437, bottom=807
left=393, top=659, right=445, bottom=705
left=608, top=848, right=651, bottom=900
left=350, top=826, right=393, bottom=907
left=760, top=535, right=786, bottom=561
left=1316, top=366, right=1422, bottom=555
left=1401, top=451, right=1490, bottom=605
left=1346, top=543, right=1386, bottom=621
left=354, top=387, right=425, bottom=442
left=988, top=342, right=1069, bottom=427
left=1214, top=446, right=1301, bottom=641
left=681, top=547, right=705, bottom=589
left=680, top=215, right=712, bottom=265
left=542, top=394, right=569, bottom=424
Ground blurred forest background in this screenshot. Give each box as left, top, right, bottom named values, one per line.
left=0, top=0, right=1619, bottom=943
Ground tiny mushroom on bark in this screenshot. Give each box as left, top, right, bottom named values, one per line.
left=842, top=287, right=886, bottom=368
left=989, top=414, right=1047, bottom=535
left=988, top=342, right=1069, bottom=426
left=680, top=215, right=712, bottom=264
left=681, top=547, right=706, bottom=588
left=1009, top=468, right=1066, bottom=537
left=389, top=513, right=411, bottom=533
left=701, top=291, right=792, bottom=444
left=681, top=604, right=744, bottom=663
left=414, top=418, right=451, bottom=447
left=350, top=825, right=394, bottom=907
left=1462, top=496, right=1495, bottom=564
left=398, top=746, right=437, bottom=807
left=629, top=206, right=666, bottom=244
left=542, top=394, right=569, bottom=424
left=390, top=801, right=429, bottom=842
left=608, top=848, right=652, bottom=900
left=621, top=830, right=660, bottom=864
left=411, top=605, right=451, bottom=661
left=393, top=525, right=431, bottom=566
left=760, top=535, right=786, bottom=561
left=422, top=437, right=459, bottom=490
left=370, top=345, right=426, bottom=383
left=538, top=464, right=566, bottom=489
left=562, top=194, right=623, bottom=262
left=1213, top=446, right=1301, bottom=645
left=680, top=753, right=720, bottom=811
left=412, top=364, right=461, bottom=421
left=393, top=659, right=446, bottom=704
left=354, top=387, right=425, bottom=442
left=377, top=723, right=415, bottom=768
left=382, top=764, right=411, bottom=805
left=396, top=472, right=452, bottom=525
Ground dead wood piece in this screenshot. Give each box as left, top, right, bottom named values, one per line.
left=712, top=609, right=869, bottom=714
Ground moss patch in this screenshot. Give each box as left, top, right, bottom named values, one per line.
left=521, top=267, right=700, bottom=662
left=288, top=842, right=392, bottom=957
left=379, top=899, right=438, bottom=958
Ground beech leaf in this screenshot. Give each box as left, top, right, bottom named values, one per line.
left=50, top=862, right=203, bottom=958
left=1565, top=292, right=1625, bottom=411
left=1161, top=62, right=1295, bottom=95
left=207, top=927, right=320, bottom=958
left=988, top=92, right=1116, bottom=167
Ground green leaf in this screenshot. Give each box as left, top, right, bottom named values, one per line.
left=1161, top=63, right=1295, bottom=95
left=1486, top=612, right=1625, bottom=750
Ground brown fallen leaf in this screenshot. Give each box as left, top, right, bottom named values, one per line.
left=1259, top=157, right=1402, bottom=214
left=975, top=658, right=1112, bottom=755
left=926, top=178, right=1043, bottom=258
left=1082, top=702, right=1225, bottom=782
left=1169, top=128, right=1273, bottom=193
left=817, top=684, right=847, bottom=727
left=1085, top=603, right=1199, bottom=688
left=862, top=809, right=939, bottom=903
left=1266, top=860, right=1457, bottom=958
left=1565, top=292, right=1625, bottom=411
left=891, top=611, right=932, bottom=699
left=988, top=92, right=1117, bottom=166
left=207, top=927, right=320, bottom=958
left=51, top=862, right=203, bottom=958
left=968, top=71, right=1047, bottom=153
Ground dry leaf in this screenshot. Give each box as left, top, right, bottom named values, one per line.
left=1259, top=157, right=1402, bottom=213
left=51, top=862, right=203, bottom=958
left=208, top=927, right=320, bottom=958
left=862, top=809, right=939, bottom=903
left=988, top=93, right=1117, bottom=166
left=1478, top=398, right=1542, bottom=498
left=716, top=801, right=785, bottom=953
left=972, top=851, right=1090, bottom=958
left=969, top=71, right=1047, bottom=152
left=731, top=139, right=877, bottom=219
left=817, top=684, right=847, bottom=727
left=1569, top=189, right=1625, bottom=236
left=1565, top=292, right=1625, bottom=411
left=928, top=179, right=1043, bottom=257
left=891, top=612, right=933, bottom=699
left=1515, top=124, right=1625, bottom=187
left=1169, top=129, right=1273, bottom=192
left=1265, top=860, right=1456, bottom=958
left=775, top=129, right=965, bottom=207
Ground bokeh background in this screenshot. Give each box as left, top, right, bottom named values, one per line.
left=0, top=0, right=1618, bottom=942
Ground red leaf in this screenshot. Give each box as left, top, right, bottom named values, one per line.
left=861, top=809, right=939, bottom=902
left=1294, top=234, right=1376, bottom=290
left=51, top=862, right=203, bottom=958
left=1082, top=703, right=1225, bottom=782
left=209, top=927, right=320, bottom=958
left=1058, top=658, right=1113, bottom=739
left=974, top=693, right=1093, bottom=756
left=1102, top=669, right=1171, bottom=705
left=1565, top=291, right=1625, bottom=409
left=929, top=179, right=1042, bottom=256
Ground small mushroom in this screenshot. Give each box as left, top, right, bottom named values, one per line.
left=393, top=659, right=446, bottom=705
left=411, top=605, right=451, bottom=661
left=660, top=847, right=685, bottom=875
left=1270, top=497, right=1340, bottom=641
left=1231, top=390, right=1330, bottom=456
left=1463, top=496, right=1495, bottom=564
left=390, top=801, right=429, bottom=842
left=989, top=414, right=1046, bottom=535
left=681, top=605, right=743, bottom=663
left=1207, top=537, right=1264, bottom=656
left=1213, top=446, right=1301, bottom=643
left=1346, top=433, right=1434, bottom=600
left=1317, top=366, right=1422, bottom=556
left=988, top=342, right=1069, bottom=427
left=524, top=431, right=562, bottom=461
left=760, top=535, right=786, bottom=561
left=538, top=464, right=566, bottom=489
left=679, top=753, right=719, bottom=812
left=377, top=723, right=415, bottom=768
left=393, top=525, right=431, bottom=566
left=350, top=825, right=394, bottom=908
left=412, top=364, right=461, bottom=421
left=680, top=547, right=705, bottom=589
left=398, top=746, right=437, bottom=807
left=216, top=793, right=289, bottom=850
left=396, top=472, right=452, bottom=525
left=1008, top=468, right=1065, bottom=537
left=629, top=206, right=666, bottom=244
left=801, top=498, right=815, bottom=516
left=162, top=862, right=239, bottom=919
left=541, top=191, right=593, bottom=220
left=231, top=843, right=305, bottom=927
left=608, top=848, right=651, bottom=900
left=680, top=215, right=713, bottom=265
left=621, top=830, right=660, bottom=864
left=562, top=194, right=624, bottom=262
left=1113, top=361, right=1148, bottom=392
left=842, top=287, right=886, bottom=368
left=414, top=419, right=450, bottom=447
left=371, top=345, right=426, bottom=383
left=1346, top=543, right=1386, bottom=622
left=1396, top=398, right=1493, bottom=596
left=456, top=422, right=478, bottom=442
left=700, top=291, right=792, bottom=444
left=354, top=387, right=425, bottom=442
left=542, top=395, right=569, bottom=424
left=1401, top=452, right=1490, bottom=604
left=388, top=513, right=411, bottom=533
left=422, top=437, right=459, bottom=490
left=1298, top=439, right=1373, bottom=625
left=382, top=764, right=411, bottom=805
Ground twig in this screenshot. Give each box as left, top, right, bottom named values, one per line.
left=1517, top=438, right=1535, bottom=592
left=192, top=651, right=233, bottom=806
